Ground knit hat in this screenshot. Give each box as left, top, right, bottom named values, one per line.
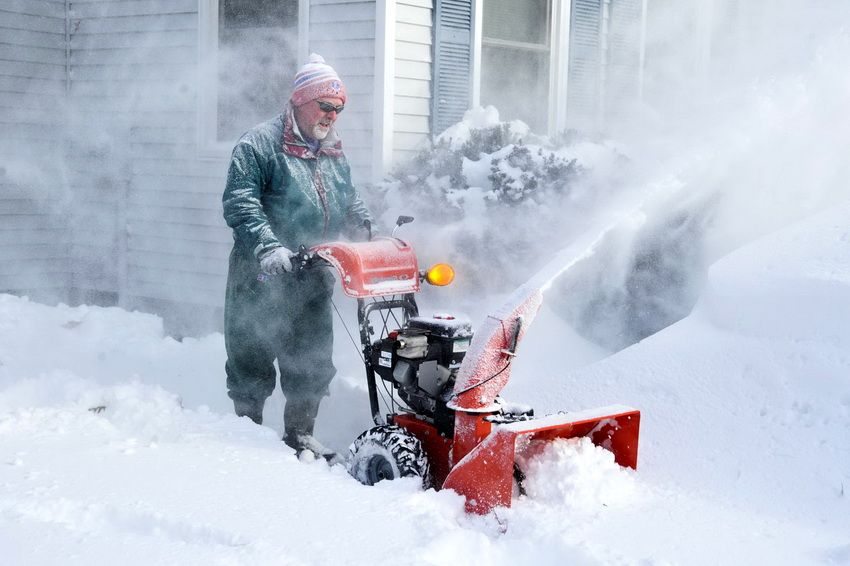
left=290, top=53, right=347, bottom=107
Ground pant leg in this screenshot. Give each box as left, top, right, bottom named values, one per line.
left=277, top=268, right=337, bottom=403
left=224, top=246, right=279, bottom=404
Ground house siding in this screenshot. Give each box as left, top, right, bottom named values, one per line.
left=392, top=0, right=432, bottom=166
left=1, top=0, right=386, bottom=334
left=64, top=0, right=230, bottom=327
left=309, top=0, right=376, bottom=184
left=0, top=0, right=70, bottom=300
left=0, top=0, right=652, bottom=335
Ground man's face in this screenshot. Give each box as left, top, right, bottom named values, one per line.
left=294, top=97, right=344, bottom=141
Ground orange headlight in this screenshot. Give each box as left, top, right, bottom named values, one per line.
left=425, top=263, right=455, bottom=286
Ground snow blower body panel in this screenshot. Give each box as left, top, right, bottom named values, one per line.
left=313, top=237, right=420, bottom=298
left=442, top=405, right=641, bottom=513
left=309, top=237, right=641, bottom=515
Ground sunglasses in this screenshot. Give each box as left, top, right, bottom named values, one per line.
left=316, top=100, right=345, bottom=114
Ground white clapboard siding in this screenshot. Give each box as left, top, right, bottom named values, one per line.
left=1, top=10, right=66, bottom=34
left=0, top=0, right=67, bottom=298
left=3, top=0, right=450, bottom=334
left=130, top=234, right=230, bottom=259
left=392, top=0, right=432, bottom=168
left=0, top=0, right=63, bottom=19
left=0, top=75, right=64, bottom=94
left=309, top=0, right=377, bottom=185
left=69, top=0, right=197, bottom=18
left=71, top=28, right=198, bottom=50
left=64, top=0, right=232, bottom=323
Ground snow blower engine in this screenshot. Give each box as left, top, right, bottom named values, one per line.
left=293, top=216, right=641, bottom=514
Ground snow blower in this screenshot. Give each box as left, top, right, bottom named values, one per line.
left=292, top=216, right=640, bottom=514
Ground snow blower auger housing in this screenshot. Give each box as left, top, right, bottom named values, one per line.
left=295, top=218, right=640, bottom=514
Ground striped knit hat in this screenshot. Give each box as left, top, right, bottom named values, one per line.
left=290, top=53, right=347, bottom=107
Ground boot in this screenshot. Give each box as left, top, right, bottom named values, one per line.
left=282, top=397, right=343, bottom=465
left=233, top=397, right=264, bottom=425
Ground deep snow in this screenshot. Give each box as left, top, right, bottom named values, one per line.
left=1, top=200, right=849, bottom=565
left=4, top=3, right=850, bottom=563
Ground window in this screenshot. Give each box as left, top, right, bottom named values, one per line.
left=480, top=0, right=552, bottom=132
left=199, top=0, right=301, bottom=155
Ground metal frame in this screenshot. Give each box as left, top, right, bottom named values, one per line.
left=356, top=294, right=419, bottom=424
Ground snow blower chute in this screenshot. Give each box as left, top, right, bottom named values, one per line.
left=293, top=217, right=640, bottom=514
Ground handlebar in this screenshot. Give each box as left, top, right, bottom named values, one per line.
left=290, top=245, right=329, bottom=272
left=257, top=245, right=328, bottom=282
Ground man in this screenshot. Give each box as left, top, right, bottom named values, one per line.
left=222, top=54, right=372, bottom=461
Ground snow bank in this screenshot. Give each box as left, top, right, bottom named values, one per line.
left=509, top=202, right=850, bottom=532
left=1, top=202, right=848, bottom=565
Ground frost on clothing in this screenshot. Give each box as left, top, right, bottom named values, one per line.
left=222, top=106, right=372, bottom=259
left=222, top=107, right=372, bottom=408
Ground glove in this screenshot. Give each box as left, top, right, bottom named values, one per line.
left=259, top=246, right=295, bottom=275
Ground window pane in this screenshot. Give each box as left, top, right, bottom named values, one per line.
left=217, top=0, right=299, bottom=141
left=483, top=0, right=549, bottom=45
left=221, top=0, right=297, bottom=29
left=480, top=45, right=549, bottom=132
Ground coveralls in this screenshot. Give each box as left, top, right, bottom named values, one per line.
left=222, top=106, right=371, bottom=431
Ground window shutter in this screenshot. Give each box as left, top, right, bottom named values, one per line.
left=432, top=0, right=474, bottom=135
left=606, top=0, right=643, bottom=120
left=567, top=0, right=602, bottom=131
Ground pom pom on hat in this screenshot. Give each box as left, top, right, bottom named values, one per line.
left=290, top=53, right=347, bottom=106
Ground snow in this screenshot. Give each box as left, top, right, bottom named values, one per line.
left=4, top=4, right=850, bottom=564
left=518, top=437, right=638, bottom=512
left=436, top=106, right=532, bottom=151
left=2, top=198, right=850, bottom=564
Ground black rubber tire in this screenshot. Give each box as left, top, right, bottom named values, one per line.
left=513, top=461, right=527, bottom=497
left=347, top=425, right=431, bottom=489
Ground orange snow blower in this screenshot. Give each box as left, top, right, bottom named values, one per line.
left=293, top=217, right=640, bottom=514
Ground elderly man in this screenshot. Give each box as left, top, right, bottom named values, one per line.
left=222, top=54, right=372, bottom=461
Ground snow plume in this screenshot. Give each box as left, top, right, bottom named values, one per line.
left=373, top=105, right=636, bottom=323
left=379, top=0, right=850, bottom=352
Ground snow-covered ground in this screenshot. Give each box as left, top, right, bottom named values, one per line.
left=4, top=4, right=850, bottom=563
left=1, top=198, right=848, bottom=565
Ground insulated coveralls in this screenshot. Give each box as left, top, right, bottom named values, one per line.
left=222, top=108, right=371, bottom=422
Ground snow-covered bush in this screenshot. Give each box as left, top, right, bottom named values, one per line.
left=370, top=107, right=615, bottom=297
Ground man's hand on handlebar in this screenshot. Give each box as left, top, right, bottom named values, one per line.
left=259, top=246, right=295, bottom=275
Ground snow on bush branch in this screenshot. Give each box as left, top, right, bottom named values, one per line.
left=369, top=107, right=629, bottom=295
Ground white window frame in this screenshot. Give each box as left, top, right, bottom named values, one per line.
left=474, top=0, right=568, bottom=136
left=550, top=0, right=571, bottom=133
left=197, top=0, right=309, bottom=159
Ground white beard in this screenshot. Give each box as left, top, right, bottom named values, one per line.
left=312, top=124, right=330, bottom=140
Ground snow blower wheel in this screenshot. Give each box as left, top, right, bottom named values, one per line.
left=347, top=425, right=431, bottom=489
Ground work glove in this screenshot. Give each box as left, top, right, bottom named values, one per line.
left=259, top=246, right=295, bottom=275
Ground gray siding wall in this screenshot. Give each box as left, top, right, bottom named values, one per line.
left=0, top=0, right=391, bottom=334
left=393, top=0, right=431, bottom=166
left=0, top=0, right=70, bottom=300
left=65, top=0, right=229, bottom=330
left=309, top=0, right=376, bottom=184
